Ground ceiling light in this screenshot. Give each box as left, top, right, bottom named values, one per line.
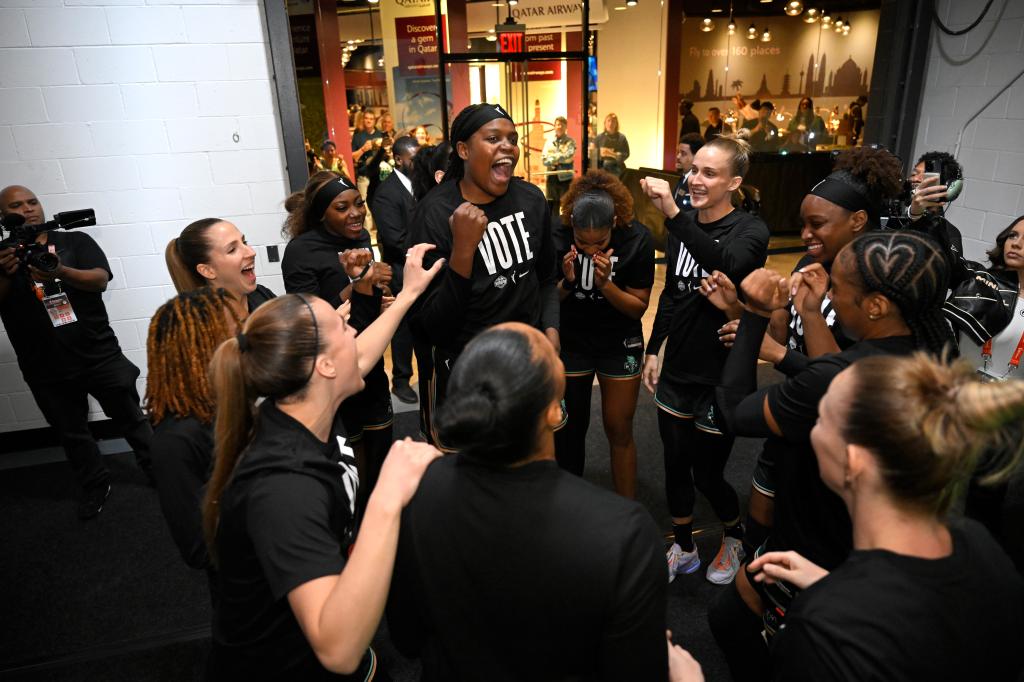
left=842, top=22, right=851, bottom=35
left=486, top=33, right=497, bottom=39
left=625, top=0, right=637, bottom=6
left=834, top=17, right=844, bottom=28
left=711, top=6, right=724, bottom=12
left=803, top=8, right=820, bottom=22
left=747, top=23, right=757, bottom=39
left=727, top=16, right=736, bottom=34
left=784, top=1, right=802, bottom=16
left=508, top=0, right=519, bottom=5
left=701, top=17, right=715, bottom=31
left=822, top=13, right=832, bottom=26
left=761, top=27, right=771, bottom=41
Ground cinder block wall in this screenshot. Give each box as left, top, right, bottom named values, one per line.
left=0, top=0, right=291, bottom=433
left=913, top=0, right=1024, bottom=262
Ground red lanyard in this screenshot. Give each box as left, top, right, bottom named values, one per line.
left=982, top=328, right=1024, bottom=371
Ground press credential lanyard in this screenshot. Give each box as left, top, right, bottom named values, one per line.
left=982, top=331, right=1024, bottom=374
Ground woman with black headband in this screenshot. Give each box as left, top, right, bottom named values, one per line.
left=639, top=135, right=769, bottom=587
left=706, top=231, right=954, bottom=681
left=553, top=170, right=654, bottom=498
left=409, top=102, right=559, bottom=442
left=282, top=171, right=395, bottom=510
left=702, top=147, right=904, bottom=560
left=203, top=245, right=443, bottom=680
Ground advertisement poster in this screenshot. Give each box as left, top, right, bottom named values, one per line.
left=396, top=15, right=447, bottom=78
left=510, top=33, right=562, bottom=82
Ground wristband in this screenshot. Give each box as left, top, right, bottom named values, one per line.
left=349, top=262, right=372, bottom=284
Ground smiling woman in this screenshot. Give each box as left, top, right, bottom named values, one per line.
left=166, top=218, right=276, bottom=323
left=408, top=102, right=561, bottom=445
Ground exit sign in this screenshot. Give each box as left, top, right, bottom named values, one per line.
left=498, top=31, right=524, bottom=52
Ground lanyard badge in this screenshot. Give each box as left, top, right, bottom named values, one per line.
left=981, top=331, right=1024, bottom=374
left=42, top=280, right=77, bottom=328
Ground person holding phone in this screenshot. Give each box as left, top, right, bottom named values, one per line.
left=907, top=151, right=966, bottom=263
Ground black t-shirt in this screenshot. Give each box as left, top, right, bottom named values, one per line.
left=211, top=401, right=370, bottom=680
left=0, top=230, right=120, bottom=383
left=388, top=456, right=668, bottom=682
left=410, top=178, right=559, bottom=354
left=151, top=415, right=212, bottom=571
left=648, top=208, right=769, bottom=385
left=246, top=284, right=276, bottom=313
left=783, top=254, right=853, bottom=359
left=555, top=220, right=655, bottom=354
left=772, top=519, right=1024, bottom=682
left=767, top=336, right=916, bottom=569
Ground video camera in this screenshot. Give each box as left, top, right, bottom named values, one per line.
left=0, top=209, right=96, bottom=273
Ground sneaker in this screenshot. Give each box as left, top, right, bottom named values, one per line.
left=77, top=483, right=111, bottom=520
left=706, top=536, right=745, bottom=585
left=392, top=382, right=418, bottom=405
left=667, top=542, right=701, bottom=583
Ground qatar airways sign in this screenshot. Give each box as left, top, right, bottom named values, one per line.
left=467, top=0, right=607, bottom=31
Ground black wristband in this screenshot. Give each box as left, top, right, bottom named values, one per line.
left=349, top=262, right=372, bottom=284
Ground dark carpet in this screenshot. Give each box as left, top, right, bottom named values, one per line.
left=2, top=367, right=773, bottom=681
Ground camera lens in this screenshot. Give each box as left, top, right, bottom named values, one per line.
left=28, top=251, right=59, bottom=272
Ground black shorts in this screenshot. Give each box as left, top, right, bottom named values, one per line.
left=654, top=374, right=723, bottom=435
left=562, top=347, right=642, bottom=379
left=340, top=363, right=394, bottom=442
left=752, top=444, right=777, bottom=498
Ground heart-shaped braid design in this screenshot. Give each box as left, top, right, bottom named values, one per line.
left=851, top=231, right=953, bottom=355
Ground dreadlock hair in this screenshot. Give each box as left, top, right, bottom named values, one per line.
left=166, top=218, right=227, bottom=293
left=847, top=230, right=954, bottom=355
left=830, top=146, right=904, bottom=228
left=844, top=353, right=1024, bottom=514
left=560, top=169, right=633, bottom=229
left=144, top=288, right=239, bottom=426
left=202, top=294, right=325, bottom=563
left=282, top=170, right=342, bottom=239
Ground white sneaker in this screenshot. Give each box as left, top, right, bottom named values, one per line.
left=666, top=542, right=701, bottom=583
left=706, top=536, right=745, bottom=585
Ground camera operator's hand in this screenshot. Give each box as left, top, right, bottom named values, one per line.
left=910, top=174, right=947, bottom=219
left=28, top=261, right=61, bottom=284
left=0, top=247, right=19, bottom=277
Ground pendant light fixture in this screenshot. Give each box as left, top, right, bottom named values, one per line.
left=784, top=1, right=803, bottom=16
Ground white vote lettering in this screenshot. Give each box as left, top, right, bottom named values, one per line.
left=475, top=211, right=535, bottom=276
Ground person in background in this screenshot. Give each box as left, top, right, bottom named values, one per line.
left=743, top=101, right=779, bottom=152
left=387, top=323, right=669, bottom=681
left=674, top=133, right=704, bottom=209
left=352, top=111, right=384, bottom=233
left=317, top=140, right=349, bottom=178
left=370, top=135, right=421, bottom=405
left=679, top=99, right=700, bottom=137
left=412, top=125, right=430, bottom=147
left=165, top=217, right=275, bottom=321
left=787, top=97, right=826, bottom=147
left=732, top=95, right=759, bottom=128
left=752, top=353, right=1024, bottom=681
left=378, top=112, right=396, bottom=140
left=0, top=185, right=152, bottom=519
left=553, top=171, right=654, bottom=498
left=595, top=113, right=630, bottom=177
left=541, top=115, right=577, bottom=216
left=703, top=107, right=732, bottom=142
left=145, top=288, right=238, bottom=584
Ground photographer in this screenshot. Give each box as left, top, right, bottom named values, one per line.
left=0, top=185, right=152, bottom=519
left=905, top=151, right=966, bottom=265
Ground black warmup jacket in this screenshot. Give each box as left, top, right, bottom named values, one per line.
left=410, top=178, right=559, bottom=355
left=647, top=207, right=769, bottom=386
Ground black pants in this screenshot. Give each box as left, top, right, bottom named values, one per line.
left=546, top=177, right=571, bottom=217
left=28, top=354, right=152, bottom=490
left=387, top=262, right=414, bottom=385
left=658, top=408, right=739, bottom=521
left=554, top=374, right=594, bottom=476
left=707, top=582, right=770, bottom=682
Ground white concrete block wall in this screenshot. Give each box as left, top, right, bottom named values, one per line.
left=0, top=0, right=291, bottom=433
left=914, top=0, right=1024, bottom=261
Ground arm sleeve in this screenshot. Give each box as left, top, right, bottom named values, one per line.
left=151, top=428, right=210, bottom=570
left=371, top=189, right=407, bottom=255
left=538, top=203, right=559, bottom=331
left=764, top=360, right=837, bottom=444
left=646, top=237, right=678, bottom=354
left=776, top=348, right=811, bottom=376
left=414, top=268, right=473, bottom=348
left=663, top=212, right=768, bottom=282
left=348, top=289, right=382, bottom=333
left=600, top=507, right=669, bottom=682
left=715, top=311, right=773, bottom=438
left=248, top=476, right=346, bottom=600
left=385, top=509, right=427, bottom=657
left=281, top=243, right=322, bottom=296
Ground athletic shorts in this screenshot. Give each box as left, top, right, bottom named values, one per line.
left=654, top=374, right=723, bottom=435
left=340, top=363, right=394, bottom=442
left=562, top=346, right=643, bottom=379
left=752, top=443, right=778, bottom=498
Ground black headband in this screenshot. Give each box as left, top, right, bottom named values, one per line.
left=296, top=294, right=319, bottom=384
left=310, top=177, right=357, bottom=226
left=452, top=103, right=515, bottom=144
left=809, top=174, right=873, bottom=217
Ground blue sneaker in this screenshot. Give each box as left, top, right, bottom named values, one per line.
left=667, top=542, right=701, bottom=583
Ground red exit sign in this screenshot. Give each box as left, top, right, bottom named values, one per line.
left=498, top=31, right=524, bottom=52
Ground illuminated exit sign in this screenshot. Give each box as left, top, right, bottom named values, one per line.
left=496, top=21, right=526, bottom=53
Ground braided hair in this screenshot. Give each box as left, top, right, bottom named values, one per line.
left=848, top=231, right=954, bottom=355
left=145, top=287, right=239, bottom=425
